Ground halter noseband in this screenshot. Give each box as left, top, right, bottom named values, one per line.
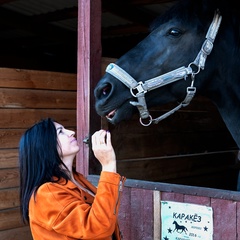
left=105, top=10, right=222, bottom=126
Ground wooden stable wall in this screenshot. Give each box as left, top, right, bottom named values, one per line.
left=89, top=175, right=240, bottom=240
left=0, top=68, right=77, bottom=240
left=108, top=103, right=239, bottom=189
left=0, top=60, right=238, bottom=239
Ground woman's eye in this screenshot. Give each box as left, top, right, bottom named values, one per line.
left=58, top=129, right=63, bottom=134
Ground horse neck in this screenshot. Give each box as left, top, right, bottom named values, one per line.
left=215, top=100, right=240, bottom=149
left=201, top=64, right=240, bottom=149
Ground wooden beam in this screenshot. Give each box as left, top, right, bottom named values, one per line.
left=0, top=7, right=76, bottom=44
left=102, top=0, right=157, bottom=25
left=0, top=0, right=15, bottom=4
left=77, top=0, right=102, bottom=176
left=32, top=6, right=78, bottom=23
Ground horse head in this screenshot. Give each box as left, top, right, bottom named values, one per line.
left=94, top=0, right=240, bottom=147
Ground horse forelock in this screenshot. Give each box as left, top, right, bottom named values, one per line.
left=150, top=0, right=214, bottom=32
left=150, top=0, right=240, bottom=33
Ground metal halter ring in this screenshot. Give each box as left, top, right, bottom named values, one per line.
left=188, top=62, right=200, bottom=75
left=139, top=115, right=153, bottom=127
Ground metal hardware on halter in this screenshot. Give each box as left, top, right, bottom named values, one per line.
left=105, top=10, right=222, bottom=126
left=130, top=82, right=147, bottom=97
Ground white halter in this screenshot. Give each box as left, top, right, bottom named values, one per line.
left=105, top=10, right=222, bottom=126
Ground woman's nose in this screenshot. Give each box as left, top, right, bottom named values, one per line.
left=66, top=129, right=75, bottom=136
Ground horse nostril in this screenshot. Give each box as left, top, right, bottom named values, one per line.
left=95, top=83, right=112, bottom=100
left=102, top=85, right=111, bottom=96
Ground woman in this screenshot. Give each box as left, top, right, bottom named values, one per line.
left=19, top=118, right=125, bottom=240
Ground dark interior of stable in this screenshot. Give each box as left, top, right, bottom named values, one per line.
left=0, top=0, right=239, bottom=191
left=0, top=0, right=166, bottom=72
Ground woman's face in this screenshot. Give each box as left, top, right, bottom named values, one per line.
left=54, top=122, right=79, bottom=158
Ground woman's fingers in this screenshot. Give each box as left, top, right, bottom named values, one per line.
left=105, top=131, right=111, bottom=146
left=91, top=130, right=116, bottom=172
left=91, top=129, right=108, bottom=146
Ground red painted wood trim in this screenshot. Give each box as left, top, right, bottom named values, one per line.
left=76, top=0, right=102, bottom=176
left=211, top=198, right=237, bottom=239
left=237, top=202, right=240, bottom=240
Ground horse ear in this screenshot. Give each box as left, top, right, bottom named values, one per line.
left=178, top=0, right=215, bottom=17
left=201, top=0, right=216, bottom=14
left=200, top=0, right=239, bottom=17
left=184, top=0, right=220, bottom=22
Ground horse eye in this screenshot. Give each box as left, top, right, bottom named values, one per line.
left=169, top=28, right=182, bottom=37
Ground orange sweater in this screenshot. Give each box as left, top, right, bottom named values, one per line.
left=29, top=171, right=125, bottom=240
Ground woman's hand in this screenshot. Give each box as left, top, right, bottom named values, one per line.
left=91, top=130, right=116, bottom=173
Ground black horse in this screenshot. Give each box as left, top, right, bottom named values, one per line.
left=94, top=0, right=240, bottom=186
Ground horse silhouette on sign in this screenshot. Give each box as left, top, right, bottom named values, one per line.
left=173, top=221, right=188, bottom=234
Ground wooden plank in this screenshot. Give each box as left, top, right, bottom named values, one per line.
left=77, top=0, right=102, bottom=175
left=0, top=129, right=25, bottom=149
left=0, top=125, right=79, bottom=150
left=117, top=152, right=236, bottom=178
left=116, top=152, right=238, bottom=189
left=0, top=68, right=76, bottom=90
left=0, top=109, right=76, bottom=128
left=0, top=168, right=19, bottom=189
left=183, top=195, right=210, bottom=206
left=90, top=176, right=240, bottom=239
left=211, top=199, right=237, bottom=239
left=0, top=208, right=23, bottom=231
left=129, top=188, right=153, bottom=240
left=88, top=175, right=240, bottom=201
left=113, top=132, right=236, bottom=159
left=0, top=188, right=19, bottom=210
left=153, top=191, right=161, bottom=240
left=109, top=109, right=229, bottom=136
left=237, top=202, right=240, bottom=240
left=161, top=192, right=184, bottom=202
left=0, top=226, right=33, bottom=240
left=104, top=94, right=238, bottom=162
left=76, top=0, right=91, bottom=176
left=130, top=188, right=144, bottom=240
left=142, top=189, right=154, bottom=239
left=110, top=118, right=237, bottom=160
left=0, top=88, right=76, bottom=109
left=0, top=63, right=77, bottom=239
left=118, top=187, right=131, bottom=240
left=0, top=149, right=18, bottom=169
left=172, top=170, right=238, bottom=190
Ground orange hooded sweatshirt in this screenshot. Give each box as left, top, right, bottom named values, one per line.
left=29, top=171, right=125, bottom=240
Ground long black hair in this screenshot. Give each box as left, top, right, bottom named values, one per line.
left=19, top=118, right=71, bottom=224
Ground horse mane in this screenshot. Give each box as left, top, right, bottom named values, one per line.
left=150, top=0, right=240, bottom=33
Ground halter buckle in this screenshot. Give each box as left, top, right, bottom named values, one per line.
left=130, top=81, right=147, bottom=97
left=182, top=87, right=196, bottom=107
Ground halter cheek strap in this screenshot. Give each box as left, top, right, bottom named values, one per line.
left=106, top=10, right=222, bottom=126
